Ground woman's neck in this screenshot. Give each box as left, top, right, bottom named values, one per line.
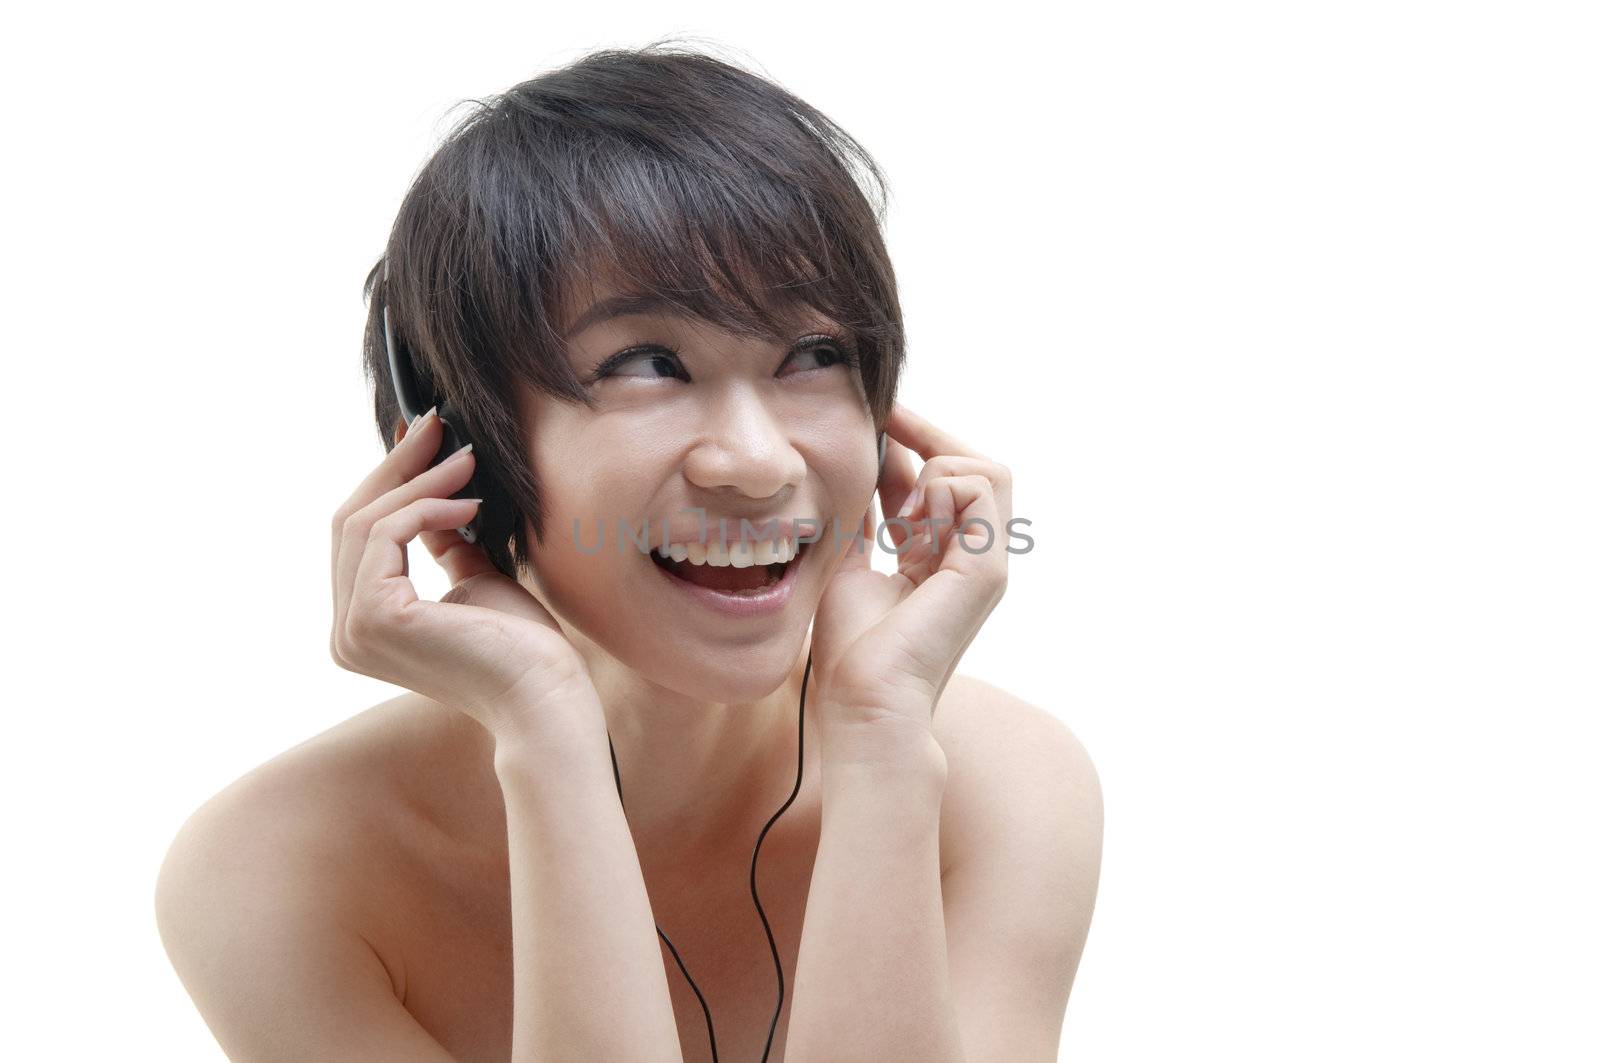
left=567, top=624, right=819, bottom=863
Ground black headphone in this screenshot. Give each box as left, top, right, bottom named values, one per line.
left=381, top=267, right=524, bottom=577
left=381, top=263, right=886, bottom=1062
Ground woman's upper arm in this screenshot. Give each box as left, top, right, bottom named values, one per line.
left=155, top=785, right=457, bottom=1063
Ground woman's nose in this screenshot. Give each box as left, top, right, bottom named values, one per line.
left=681, top=412, right=806, bottom=499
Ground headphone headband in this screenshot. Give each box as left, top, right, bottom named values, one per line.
left=382, top=262, right=434, bottom=424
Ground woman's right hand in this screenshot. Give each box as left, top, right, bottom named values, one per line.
left=329, top=408, right=598, bottom=742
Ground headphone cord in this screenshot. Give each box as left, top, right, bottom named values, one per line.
left=606, top=646, right=812, bottom=1063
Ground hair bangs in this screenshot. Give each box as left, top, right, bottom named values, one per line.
left=547, top=146, right=871, bottom=356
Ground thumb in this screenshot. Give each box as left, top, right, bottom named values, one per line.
left=831, top=506, right=876, bottom=578
left=419, top=523, right=501, bottom=585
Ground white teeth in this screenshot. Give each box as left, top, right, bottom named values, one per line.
left=655, top=538, right=799, bottom=568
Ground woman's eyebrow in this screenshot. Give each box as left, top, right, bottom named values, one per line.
left=563, top=294, right=689, bottom=340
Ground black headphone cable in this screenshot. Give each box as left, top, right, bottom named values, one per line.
left=606, top=645, right=812, bottom=1063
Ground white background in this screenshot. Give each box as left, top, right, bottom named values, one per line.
left=4, top=1, right=1595, bottom=1060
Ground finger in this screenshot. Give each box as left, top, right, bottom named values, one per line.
left=884, top=401, right=989, bottom=463
left=365, top=409, right=449, bottom=513
left=335, top=444, right=479, bottom=626
left=418, top=525, right=502, bottom=586
left=883, top=474, right=1007, bottom=697
left=331, top=409, right=444, bottom=616
left=351, top=496, right=486, bottom=626
left=831, top=504, right=876, bottom=579
left=901, top=474, right=1007, bottom=588
left=898, top=455, right=1013, bottom=534
left=879, top=436, right=921, bottom=547
left=893, top=477, right=1007, bottom=684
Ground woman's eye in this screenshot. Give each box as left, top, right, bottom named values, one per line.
left=599, top=347, right=684, bottom=381
left=783, top=339, right=854, bottom=375
left=590, top=336, right=854, bottom=385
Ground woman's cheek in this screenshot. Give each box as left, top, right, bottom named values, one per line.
left=521, top=483, right=609, bottom=608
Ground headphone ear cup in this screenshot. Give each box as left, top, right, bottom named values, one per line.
left=433, top=400, right=519, bottom=574
left=432, top=404, right=467, bottom=464
left=432, top=399, right=483, bottom=545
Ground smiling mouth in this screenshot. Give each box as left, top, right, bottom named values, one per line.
left=649, top=541, right=810, bottom=594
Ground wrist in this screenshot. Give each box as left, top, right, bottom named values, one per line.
left=818, top=707, right=948, bottom=780
left=490, top=689, right=610, bottom=781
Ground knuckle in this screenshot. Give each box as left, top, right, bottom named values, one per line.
left=340, top=507, right=368, bottom=544
left=343, top=600, right=384, bottom=645
left=988, top=565, right=1009, bottom=597
left=368, top=506, right=405, bottom=543
left=439, top=578, right=482, bottom=608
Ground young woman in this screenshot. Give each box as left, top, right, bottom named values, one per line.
left=156, top=41, right=1103, bottom=1063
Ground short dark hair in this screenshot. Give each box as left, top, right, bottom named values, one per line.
left=362, top=37, right=906, bottom=579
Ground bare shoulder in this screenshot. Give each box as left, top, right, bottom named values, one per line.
left=931, top=675, right=1104, bottom=1055
left=154, top=694, right=481, bottom=1059
left=155, top=690, right=486, bottom=931
left=933, top=674, right=1104, bottom=885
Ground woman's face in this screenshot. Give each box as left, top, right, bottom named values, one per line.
left=516, top=284, right=879, bottom=701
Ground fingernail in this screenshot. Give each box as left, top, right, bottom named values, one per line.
left=897, top=486, right=922, bottom=518
left=410, top=405, right=438, bottom=430
left=443, top=442, right=474, bottom=464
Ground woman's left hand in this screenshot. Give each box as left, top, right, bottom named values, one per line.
left=811, top=401, right=1013, bottom=748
